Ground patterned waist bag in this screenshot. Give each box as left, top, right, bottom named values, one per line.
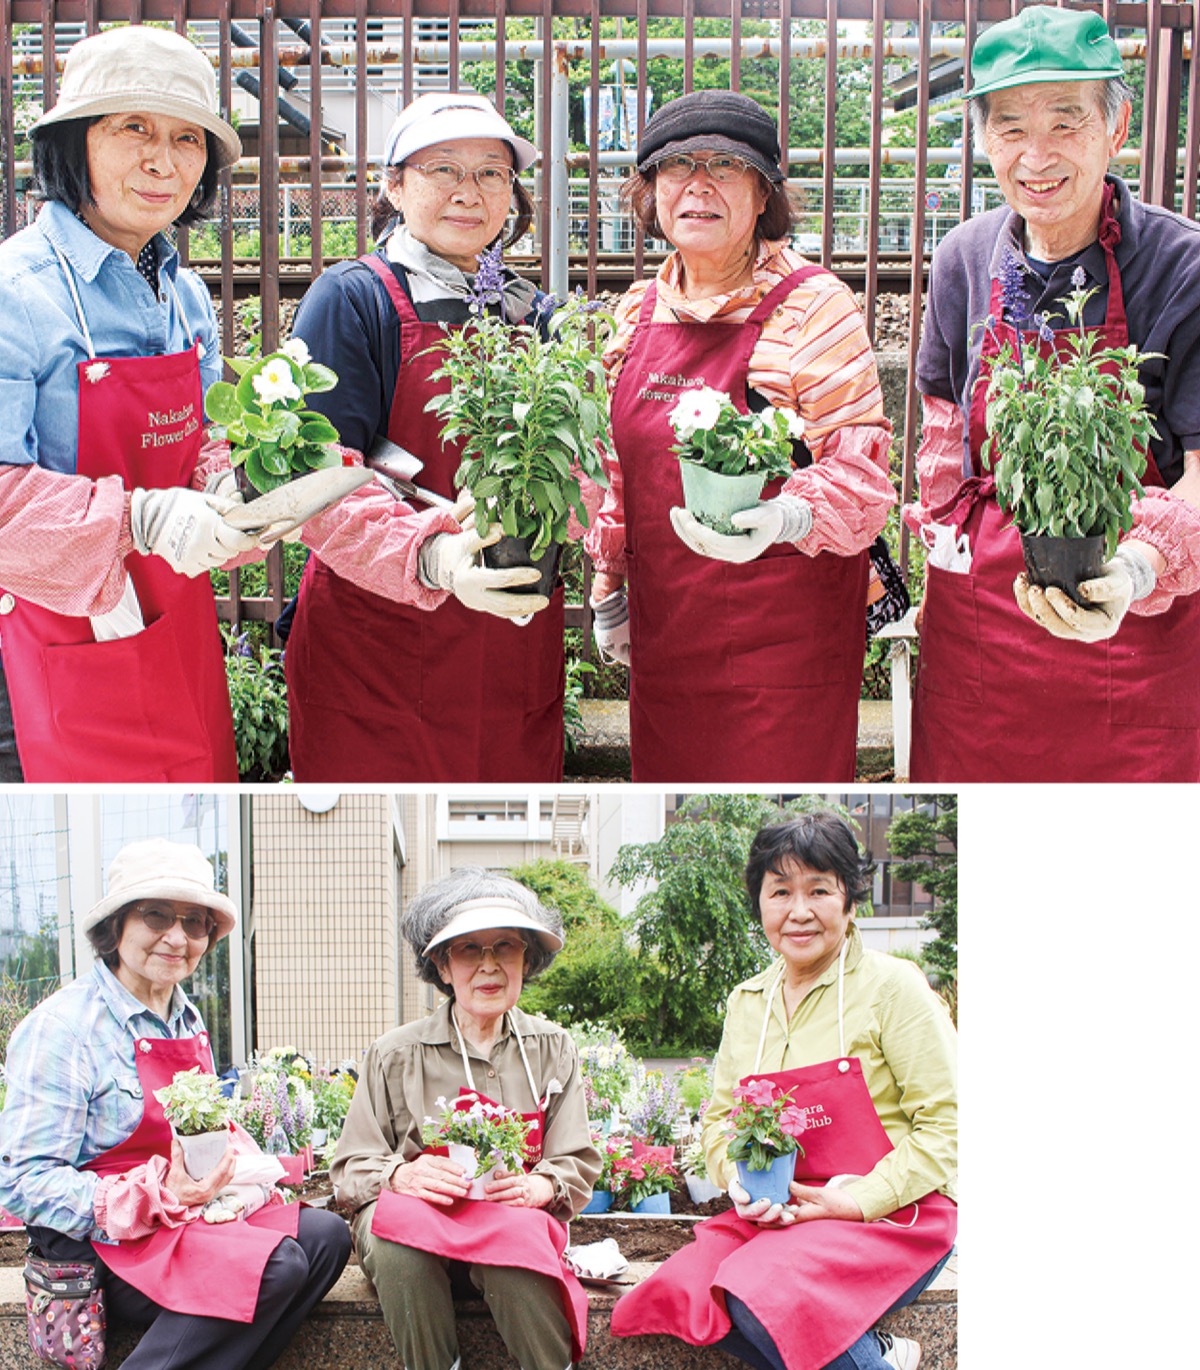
left=24, top=1250, right=107, bottom=1369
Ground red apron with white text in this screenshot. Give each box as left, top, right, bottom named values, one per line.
left=0, top=285, right=236, bottom=781
left=611, top=1061, right=956, bottom=1370
left=911, top=186, right=1200, bottom=781
left=370, top=1089, right=588, bottom=1360
left=610, top=270, right=868, bottom=782
left=286, top=254, right=564, bottom=781
left=85, top=1032, right=301, bottom=1323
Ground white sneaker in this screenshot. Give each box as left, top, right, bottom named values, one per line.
left=878, top=1330, right=921, bottom=1369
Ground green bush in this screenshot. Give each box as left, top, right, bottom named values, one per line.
left=223, top=629, right=290, bottom=781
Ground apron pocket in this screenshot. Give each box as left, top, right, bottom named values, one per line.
left=42, top=613, right=211, bottom=781
left=1108, top=597, right=1200, bottom=732
left=914, top=564, right=984, bottom=706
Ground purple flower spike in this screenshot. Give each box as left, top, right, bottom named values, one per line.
left=998, top=250, right=1031, bottom=327
left=469, top=241, right=507, bottom=319
left=1033, top=313, right=1055, bottom=344
left=1070, top=265, right=1087, bottom=289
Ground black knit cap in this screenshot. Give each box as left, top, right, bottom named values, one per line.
left=636, top=90, right=784, bottom=184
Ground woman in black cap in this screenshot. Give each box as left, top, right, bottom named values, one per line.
left=585, top=90, right=896, bottom=782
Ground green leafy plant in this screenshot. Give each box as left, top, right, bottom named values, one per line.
left=571, top=1022, right=639, bottom=1119
left=223, top=629, right=290, bottom=781
left=591, top=1132, right=633, bottom=1192
left=725, top=1077, right=808, bottom=1172
left=680, top=1136, right=709, bottom=1178
left=983, top=260, right=1158, bottom=559
left=668, top=386, right=801, bottom=478
left=154, top=1067, right=232, bottom=1136
left=421, top=1094, right=532, bottom=1174
left=626, top=1070, right=684, bottom=1147
left=563, top=656, right=595, bottom=755
left=610, top=1148, right=678, bottom=1209
left=203, top=336, right=342, bottom=495
left=425, top=245, right=611, bottom=558
left=312, top=1070, right=357, bottom=1139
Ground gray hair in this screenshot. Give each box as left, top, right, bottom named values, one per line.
left=969, top=75, right=1134, bottom=143
left=403, top=867, right=563, bottom=997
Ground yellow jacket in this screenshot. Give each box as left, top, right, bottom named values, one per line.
left=701, top=924, right=957, bottom=1223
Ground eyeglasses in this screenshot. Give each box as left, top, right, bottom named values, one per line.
left=408, top=160, right=518, bottom=195
left=445, top=936, right=527, bottom=968
left=133, top=905, right=216, bottom=942
left=655, top=153, right=754, bottom=184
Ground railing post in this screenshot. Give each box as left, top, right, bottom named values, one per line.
left=548, top=40, right=571, bottom=300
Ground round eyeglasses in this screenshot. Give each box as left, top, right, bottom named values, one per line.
left=655, top=153, right=754, bottom=184
left=445, top=936, right=527, bottom=968
left=409, top=160, right=518, bottom=195
left=133, top=905, right=216, bottom=942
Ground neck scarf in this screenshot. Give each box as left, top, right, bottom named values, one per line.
left=386, top=222, right=538, bottom=322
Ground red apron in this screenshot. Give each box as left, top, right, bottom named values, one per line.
left=285, top=254, right=565, bottom=781
left=911, top=188, right=1200, bottom=781
left=610, top=269, right=868, bottom=782
left=610, top=1059, right=956, bottom=1370
left=0, top=253, right=237, bottom=782
left=85, top=1031, right=301, bottom=1323
left=370, top=1086, right=587, bottom=1360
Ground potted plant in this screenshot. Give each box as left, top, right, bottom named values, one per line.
left=573, top=1023, right=638, bottom=1133
left=680, top=1137, right=724, bottom=1205
left=610, top=1149, right=679, bottom=1215
left=626, top=1070, right=684, bottom=1149
left=581, top=1133, right=632, bottom=1214
left=726, top=1078, right=808, bottom=1207
left=203, top=336, right=372, bottom=532
left=983, top=258, right=1158, bottom=604
left=425, top=244, right=612, bottom=596
left=311, top=1067, right=357, bottom=1151
left=154, top=1067, right=232, bottom=1179
left=421, top=1094, right=533, bottom=1200
left=668, top=387, right=801, bottom=534
left=236, top=1051, right=315, bottom=1168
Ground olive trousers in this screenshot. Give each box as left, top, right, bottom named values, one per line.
left=355, top=1206, right=572, bottom=1370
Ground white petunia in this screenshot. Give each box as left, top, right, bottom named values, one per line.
left=281, top=337, right=311, bottom=366
left=252, top=358, right=302, bottom=405
left=667, top=386, right=728, bottom=439
left=782, top=409, right=805, bottom=439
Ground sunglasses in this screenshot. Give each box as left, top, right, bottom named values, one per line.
left=132, top=905, right=216, bottom=942
left=445, top=936, right=527, bottom=968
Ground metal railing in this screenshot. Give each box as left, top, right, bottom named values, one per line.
left=4, top=1, right=1198, bottom=647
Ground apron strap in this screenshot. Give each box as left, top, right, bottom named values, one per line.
left=753, top=938, right=850, bottom=1074
left=451, top=1008, right=541, bottom=1108
left=50, top=243, right=97, bottom=359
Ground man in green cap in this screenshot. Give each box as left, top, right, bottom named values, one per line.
left=908, top=3, right=1200, bottom=782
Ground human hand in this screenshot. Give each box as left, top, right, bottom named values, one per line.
left=727, top=1175, right=796, bottom=1227
left=591, top=587, right=631, bottom=666
left=785, top=1181, right=865, bottom=1224
left=482, top=1168, right=555, bottom=1209
left=203, top=468, right=244, bottom=504
left=130, top=487, right=257, bottom=576
left=420, top=525, right=550, bottom=619
left=1013, top=544, right=1154, bottom=643
left=388, top=1154, right=471, bottom=1206
left=164, top=1139, right=237, bottom=1207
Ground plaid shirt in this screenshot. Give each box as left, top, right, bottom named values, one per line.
left=0, top=961, right=204, bottom=1239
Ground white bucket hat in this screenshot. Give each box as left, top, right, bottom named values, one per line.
left=383, top=91, right=536, bottom=171
left=83, top=839, right=238, bottom=939
left=424, top=896, right=563, bottom=955
left=33, top=26, right=242, bottom=171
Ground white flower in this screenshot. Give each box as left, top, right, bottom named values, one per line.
left=668, top=386, right=728, bottom=439
left=252, top=358, right=302, bottom=405
left=281, top=337, right=311, bottom=366
left=781, top=409, right=805, bottom=439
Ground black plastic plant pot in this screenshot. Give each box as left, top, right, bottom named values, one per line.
left=234, top=465, right=264, bottom=503
left=483, top=536, right=563, bottom=598
left=1020, top=532, right=1106, bottom=607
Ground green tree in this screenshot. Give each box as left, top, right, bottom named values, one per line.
left=886, top=795, right=957, bottom=984
left=608, top=793, right=856, bottom=1053
left=509, top=859, right=648, bottom=1032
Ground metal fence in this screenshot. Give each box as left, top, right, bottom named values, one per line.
left=4, top=1, right=1198, bottom=644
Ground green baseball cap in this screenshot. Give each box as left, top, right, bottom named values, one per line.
left=970, top=5, right=1125, bottom=99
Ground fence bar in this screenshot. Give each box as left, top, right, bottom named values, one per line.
left=863, top=0, right=885, bottom=340
left=1, top=0, right=15, bottom=239
left=259, top=2, right=281, bottom=351
left=307, top=0, right=323, bottom=274
left=958, top=0, right=975, bottom=224
left=219, top=1, right=235, bottom=359
left=820, top=0, right=834, bottom=266
left=354, top=0, right=369, bottom=256
left=585, top=0, right=601, bottom=301
left=1185, top=0, right=1200, bottom=218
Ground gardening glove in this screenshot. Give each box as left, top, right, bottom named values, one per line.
left=591, top=587, right=631, bottom=667
left=1013, top=545, right=1155, bottom=643
left=129, top=487, right=257, bottom=577
left=669, top=495, right=812, bottom=564
left=564, top=1238, right=629, bottom=1280
left=418, top=524, right=550, bottom=620
left=203, top=468, right=245, bottom=505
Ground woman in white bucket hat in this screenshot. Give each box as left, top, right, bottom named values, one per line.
left=333, top=867, right=600, bottom=1370
left=0, top=25, right=259, bottom=785
left=0, top=837, right=351, bottom=1369
left=280, top=91, right=589, bottom=783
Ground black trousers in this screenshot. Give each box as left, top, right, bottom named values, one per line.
left=29, top=1209, right=351, bottom=1370
left=0, top=657, right=24, bottom=781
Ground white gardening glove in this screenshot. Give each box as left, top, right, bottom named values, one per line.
left=563, top=1238, right=629, bottom=1280
left=591, top=587, right=631, bottom=666
left=129, top=487, right=257, bottom=577
left=1013, top=545, right=1155, bottom=643
left=203, top=468, right=244, bottom=504
left=669, top=495, right=813, bottom=564
left=419, top=524, right=550, bottom=620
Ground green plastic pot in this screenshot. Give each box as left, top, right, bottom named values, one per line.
left=678, top=461, right=767, bottom=535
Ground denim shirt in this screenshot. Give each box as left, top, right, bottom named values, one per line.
left=0, top=200, right=221, bottom=474
left=0, top=961, right=205, bottom=1239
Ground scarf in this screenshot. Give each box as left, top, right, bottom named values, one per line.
left=385, top=223, right=538, bottom=322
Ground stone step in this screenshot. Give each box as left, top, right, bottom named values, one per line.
left=0, top=1252, right=956, bottom=1368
